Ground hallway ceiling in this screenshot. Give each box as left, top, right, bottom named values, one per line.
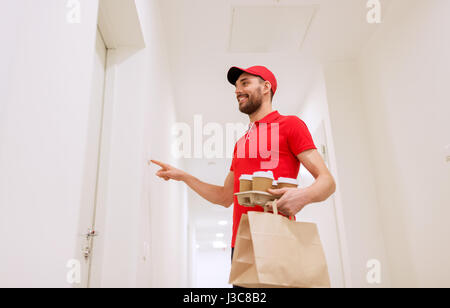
left=158, top=0, right=391, bottom=250
left=229, top=5, right=316, bottom=53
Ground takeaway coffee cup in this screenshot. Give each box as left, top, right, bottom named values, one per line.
left=239, top=174, right=253, bottom=192
left=271, top=180, right=277, bottom=189
left=252, top=171, right=274, bottom=192
left=277, top=177, right=298, bottom=189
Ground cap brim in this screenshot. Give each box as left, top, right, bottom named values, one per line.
left=227, top=66, right=246, bottom=85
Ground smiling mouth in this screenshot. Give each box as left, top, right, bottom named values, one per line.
left=238, top=95, right=248, bottom=103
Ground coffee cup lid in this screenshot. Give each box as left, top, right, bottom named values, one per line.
left=252, top=171, right=274, bottom=180
left=277, top=177, right=298, bottom=185
left=239, top=174, right=253, bottom=181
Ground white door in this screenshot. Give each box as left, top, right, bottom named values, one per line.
left=75, top=28, right=107, bottom=288
left=297, top=120, right=345, bottom=288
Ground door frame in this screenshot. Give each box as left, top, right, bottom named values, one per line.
left=313, top=120, right=350, bottom=288
left=318, top=117, right=353, bottom=288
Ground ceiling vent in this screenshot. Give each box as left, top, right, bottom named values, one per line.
left=228, top=5, right=317, bottom=53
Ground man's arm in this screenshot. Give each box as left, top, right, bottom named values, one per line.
left=296, top=149, right=336, bottom=203
left=268, top=149, right=336, bottom=216
left=150, top=160, right=234, bottom=208
left=183, top=171, right=234, bottom=208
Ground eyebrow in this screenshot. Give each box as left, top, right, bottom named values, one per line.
left=236, top=78, right=249, bottom=85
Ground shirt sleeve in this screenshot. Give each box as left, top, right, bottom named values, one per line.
left=287, top=116, right=317, bottom=156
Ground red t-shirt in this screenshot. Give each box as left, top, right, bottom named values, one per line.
left=229, top=110, right=316, bottom=248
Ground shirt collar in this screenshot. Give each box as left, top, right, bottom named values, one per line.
left=255, top=110, right=281, bottom=123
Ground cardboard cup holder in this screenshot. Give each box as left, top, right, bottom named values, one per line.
left=234, top=191, right=280, bottom=207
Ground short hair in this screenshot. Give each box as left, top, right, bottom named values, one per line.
left=258, top=77, right=274, bottom=101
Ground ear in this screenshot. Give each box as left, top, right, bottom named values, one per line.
left=264, top=81, right=272, bottom=95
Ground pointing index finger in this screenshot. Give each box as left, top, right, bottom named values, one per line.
left=150, top=159, right=170, bottom=170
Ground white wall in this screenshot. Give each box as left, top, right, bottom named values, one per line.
left=298, top=62, right=392, bottom=288
left=0, top=0, right=99, bottom=287
left=358, top=0, right=450, bottom=287
left=0, top=0, right=188, bottom=287
left=95, top=0, right=188, bottom=288
left=300, top=0, right=450, bottom=288
left=133, top=0, right=188, bottom=288
left=321, top=61, right=390, bottom=287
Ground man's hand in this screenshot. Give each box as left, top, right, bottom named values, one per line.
left=267, top=187, right=312, bottom=217
left=150, top=159, right=234, bottom=208
left=266, top=149, right=336, bottom=216
left=150, top=159, right=187, bottom=181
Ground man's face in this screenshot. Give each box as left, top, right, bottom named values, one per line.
left=235, top=73, right=265, bottom=115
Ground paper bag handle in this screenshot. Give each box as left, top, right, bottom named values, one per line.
left=270, top=200, right=294, bottom=221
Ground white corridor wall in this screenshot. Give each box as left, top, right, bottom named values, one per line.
left=358, top=0, right=450, bottom=287
left=298, top=65, right=389, bottom=288
left=0, top=0, right=100, bottom=287
left=300, top=0, right=450, bottom=288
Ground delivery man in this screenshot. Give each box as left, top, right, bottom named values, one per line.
left=151, top=65, right=336, bottom=285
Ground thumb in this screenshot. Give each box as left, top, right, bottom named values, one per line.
left=267, top=188, right=289, bottom=196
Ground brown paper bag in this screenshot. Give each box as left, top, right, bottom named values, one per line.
left=229, top=200, right=331, bottom=288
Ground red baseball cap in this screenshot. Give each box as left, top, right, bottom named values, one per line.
left=227, top=65, right=277, bottom=95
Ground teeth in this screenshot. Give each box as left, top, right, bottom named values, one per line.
left=239, top=96, right=248, bottom=102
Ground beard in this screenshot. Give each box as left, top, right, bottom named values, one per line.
left=238, top=88, right=263, bottom=115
